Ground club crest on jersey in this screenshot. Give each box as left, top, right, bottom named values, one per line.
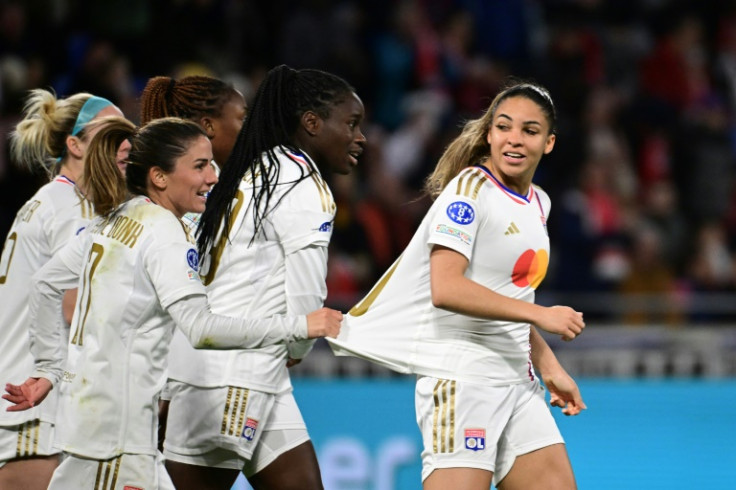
left=446, top=201, right=475, bottom=225
left=242, top=418, right=259, bottom=442
left=464, top=429, right=486, bottom=451
left=186, top=248, right=199, bottom=270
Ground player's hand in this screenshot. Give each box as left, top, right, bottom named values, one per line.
left=286, top=358, right=303, bottom=368
left=543, top=370, right=587, bottom=416
left=306, top=308, right=343, bottom=339
left=536, top=306, right=584, bottom=341
left=3, top=377, right=53, bottom=412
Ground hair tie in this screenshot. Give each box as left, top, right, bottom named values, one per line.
left=71, top=96, right=114, bottom=136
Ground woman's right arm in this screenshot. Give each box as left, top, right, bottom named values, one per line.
left=429, top=245, right=584, bottom=340
left=166, top=295, right=342, bottom=349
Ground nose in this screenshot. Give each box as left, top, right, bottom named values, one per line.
left=355, top=127, right=367, bottom=145
left=206, top=162, right=219, bottom=185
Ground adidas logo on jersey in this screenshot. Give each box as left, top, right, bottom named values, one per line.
left=504, top=222, right=520, bottom=235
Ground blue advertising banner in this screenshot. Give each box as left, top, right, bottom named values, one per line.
left=231, top=378, right=736, bottom=490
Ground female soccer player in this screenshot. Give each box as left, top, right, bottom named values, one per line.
left=139, top=74, right=247, bottom=169
left=329, top=80, right=586, bottom=490
left=0, top=89, right=123, bottom=490
left=3, top=117, right=343, bottom=489
left=163, top=65, right=366, bottom=490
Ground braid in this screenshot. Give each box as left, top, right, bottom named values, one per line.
left=197, top=64, right=354, bottom=255
left=140, top=75, right=237, bottom=125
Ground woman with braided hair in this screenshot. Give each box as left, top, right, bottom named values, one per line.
left=140, top=75, right=247, bottom=169
left=162, top=64, right=366, bottom=490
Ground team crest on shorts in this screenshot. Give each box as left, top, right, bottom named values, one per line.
left=464, top=428, right=486, bottom=451
left=242, top=418, right=259, bottom=442
left=123, top=486, right=143, bottom=490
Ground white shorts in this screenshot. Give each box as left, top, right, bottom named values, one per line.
left=163, top=382, right=309, bottom=476
left=415, top=376, right=564, bottom=486
left=48, top=452, right=174, bottom=490
left=0, top=419, right=58, bottom=468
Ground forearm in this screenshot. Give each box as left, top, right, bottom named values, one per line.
left=29, top=279, right=68, bottom=386
left=431, top=256, right=545, bottom=324
left=285, top=245, right=328, bottom=359
left=168, top=295, right=309, bottom=349
left=529, top=326, right=563, bottom=377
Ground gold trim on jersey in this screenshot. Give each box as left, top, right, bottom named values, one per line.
left=432, top=379, right=456, bottom=453
left=203, top=190, right=245, bottom=286
left=310, top=173, right=335, bottom=213
left=221, top=386, right=250, bottom=437
left=0, top=231, right=18, bottom=284
left=455, top=168, right=487, bottom=200
left=94, top=456, right=122, bottom=490
left=349, top=256, right=402, bottom=316
left=74, top=187, right=94, bottom=219
left=15, top=419, right=40, bottom=458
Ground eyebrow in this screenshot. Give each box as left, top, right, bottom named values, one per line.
left=496, top=113, right=543, bottom=126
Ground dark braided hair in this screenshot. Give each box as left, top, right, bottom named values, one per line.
left=139, top=75, right=238, bottom=124
left=197, top=64, right=354, bottom=256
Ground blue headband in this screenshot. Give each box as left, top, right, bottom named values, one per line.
left=71, top=96, right=114, bottom=136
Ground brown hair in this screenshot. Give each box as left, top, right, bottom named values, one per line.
left=139, top=75, right=239, bottom=125
left=423, top=79, right=557, bottom=198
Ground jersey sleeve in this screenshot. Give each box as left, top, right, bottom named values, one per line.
left=284, top=244, right=328, bottom=359
left=272, top=175, right=335, bottom=255
left=29, top=230, right=91, bottom=385
left=144, top=216, right=206, bottom=309
left=426, top=180, right=484, bottom=261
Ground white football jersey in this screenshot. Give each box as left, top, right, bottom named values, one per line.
left=168, top=147, right=335, bottom=393
left=50, top=195, right=204, bottom=458
left=329, top=166, right=552, bottom=385
left=0, top=176, right=93, bottom=425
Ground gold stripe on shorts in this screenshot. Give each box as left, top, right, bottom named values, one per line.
left=221, top=387, right=250, bottom=436
left=15, top=419, right=40, bottom=458
left=431, top=379, right=456, bottom=453
left=94, top=456, right=122, bottom=490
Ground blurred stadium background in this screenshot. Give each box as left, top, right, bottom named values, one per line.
left=1, top=0, right=735, bottom=488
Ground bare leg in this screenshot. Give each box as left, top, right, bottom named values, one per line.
left=423, top=467, right=492, bottom=490
left=0, top=455, right=59, bottom=490
left=247, top=441, right=322, bottom=490
left=165, top=460, right=240, bottom=490
left=497, top=443, right=576, bottom=490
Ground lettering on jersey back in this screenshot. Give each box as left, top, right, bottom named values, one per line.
left=105, top=215, right=144, bottom=248
left=18, top=200, right=41, bottom=223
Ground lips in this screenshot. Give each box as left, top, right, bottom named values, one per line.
left=348, top=148, right=363, bottom=166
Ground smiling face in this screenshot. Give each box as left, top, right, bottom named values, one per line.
left=485, top=95, right=556, bottom=194
left=159, top=135, right=218, bottom=218
left=307, top=92, right=366, bottom=175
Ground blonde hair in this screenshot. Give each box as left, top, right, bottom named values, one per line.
left=423, top=79, right=557, bottom=199
left=9, top=89, right=96, bottom=178
left=83, top=117, right=135, bottom=215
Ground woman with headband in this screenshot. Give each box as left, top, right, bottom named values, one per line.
left=0, top=89, right=125, bottom=489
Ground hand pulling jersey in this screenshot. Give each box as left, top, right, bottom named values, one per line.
left=329, top=166, right=552, bottom=385
left=0, top=176, right=93, bottom=425
left=168, top=147, right=335, bottom=393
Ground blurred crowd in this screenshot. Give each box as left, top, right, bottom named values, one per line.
left=3, top=0, right=736, bottom=324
